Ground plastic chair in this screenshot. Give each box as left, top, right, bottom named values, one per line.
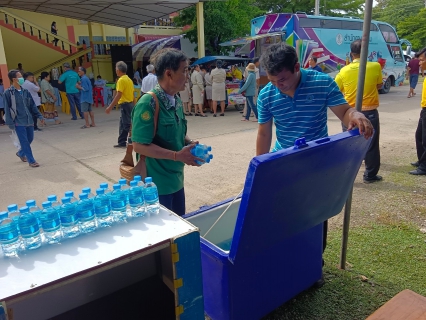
left=93, top=87, right=104, bottom=107
left=59, top=91, right=70, bottom=115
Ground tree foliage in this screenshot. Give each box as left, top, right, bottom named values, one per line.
left=372, top=0, right=424, bottom=28
left=173, top=0, right=264, bottom=55
left=253, top=0, right=364, bottom=16
left=398, top=8, right=426, bottom=50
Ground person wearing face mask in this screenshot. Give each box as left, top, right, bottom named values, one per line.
left=3, top=69, right=45, bottom=167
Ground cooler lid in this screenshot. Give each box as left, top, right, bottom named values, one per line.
left=228, top=129, right=371, bottom=264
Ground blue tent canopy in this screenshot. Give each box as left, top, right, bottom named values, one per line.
left=190, top=56, right=251, bottom=67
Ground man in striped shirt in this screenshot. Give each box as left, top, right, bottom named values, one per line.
left=256, top=43, right=373, bottom=287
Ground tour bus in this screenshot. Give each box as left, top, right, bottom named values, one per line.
left=221, top=13, right=408, bottom=93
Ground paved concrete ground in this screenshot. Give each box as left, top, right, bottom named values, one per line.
left=0, top=83, right=423, bottom=214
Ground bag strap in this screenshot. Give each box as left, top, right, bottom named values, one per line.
left=8, top=88, right=17, bottom=120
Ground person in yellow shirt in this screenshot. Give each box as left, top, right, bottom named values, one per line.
left=231, top=65, right=243, bottom=80
left=335, top=39, right=383, bottom=183
left=106, top=61, right=135, bottom=148
left=410, top=47, right=426, bottom=175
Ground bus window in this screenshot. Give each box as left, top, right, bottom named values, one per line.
left=391, top=46, right=403, bottom=62
left=341, top=20, right=362, bottom=30
left=379, top=24, right=398, bottom=43
left=321, top=19, right=341, bottom=29
left=299, top=18, right=321, bottom=28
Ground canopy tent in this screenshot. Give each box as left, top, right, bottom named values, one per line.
left=190, top=56, right=251, bottom=67
left=0, top=0, right=203, bottom=28
left=219, top=32, right=285, bottom=47
left=132, top=36, right=181, bottom=61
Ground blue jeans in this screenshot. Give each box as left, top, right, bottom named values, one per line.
left=410, top=74, right=419, bottom=89
left=245, top=96, right=258, bottom=120
left=159, top=188, right=186, bottom=216
left=67, top=93, right=83, bottom=119
left=15, top=126, right=36, bottom=164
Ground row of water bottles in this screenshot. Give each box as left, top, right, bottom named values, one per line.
left=0, top=176, right=159, bottom=258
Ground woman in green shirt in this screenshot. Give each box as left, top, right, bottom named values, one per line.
left=131, top=48, right=202, bottom=216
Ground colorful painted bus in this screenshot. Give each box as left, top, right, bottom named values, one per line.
left=221, top=13, right=408, bottom=93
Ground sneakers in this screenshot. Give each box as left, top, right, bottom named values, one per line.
left=411, top=161, right=420, bottom=167
left=363, top=175, right=383, bottom=184
left=409, top=168, right=426, bottom=175
left=113, top=144, right=126, bottom=148
left=34, top=128, right=42, bottom=132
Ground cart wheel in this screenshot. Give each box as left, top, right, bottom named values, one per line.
left=234, top=104, right=244, bottom=111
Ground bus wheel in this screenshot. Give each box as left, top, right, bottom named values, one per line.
left=379, top=77, right=391, bottom=94
left=235, top=104, right=244, bottom=111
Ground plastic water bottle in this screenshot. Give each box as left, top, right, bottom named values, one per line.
left=94, top=188, right=113, bottom=228
left=64, top=191, right=78, bottom=203
left=0, top=216, right=21, bottom=257
left=143, top=177, right=160, bottom=215
left=77, top=193, right=97, bottom=233
left=26, top=200, right=42, bottom=228
left=133, top=175, right=145, bottom=187
left=82, top=187, right=95, bottom=199
left=40, top=201, right=62, bottom=244
left=60, top=197, right=80, bottom=239
left=119, top=178, right=131, bottom=216
left=18, top=206, right=42, bottom=250
left=0, top=211, right=7, bottom=221
left=190, top=144, right=213, bottom=165
left=110, top=184, right=127, bottom=222
left=128, top=180, right=145, bottom=217
left=100, top=182, right=112, bottom=194
left=47, top=195, right=61, bottom=209
left=7, top=204, right=20, bottom=223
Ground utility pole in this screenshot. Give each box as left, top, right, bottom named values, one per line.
left=315, top=0, right=320, bottom=15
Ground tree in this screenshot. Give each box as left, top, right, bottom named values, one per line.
left=372, top=0, right=424, bottom=27
left=398, top=8, right=426, bottom=50
left=174, top=0, right=264, bottom=55
left=253, top=0, right=364, bottom=16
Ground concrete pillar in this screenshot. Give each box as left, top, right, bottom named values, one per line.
left=196, top=2, right=205, bottom=58
left=88, top=22, right=94, bottom=61
left=125, top=28, right=130, bottom=44
left=0, top=28, right=10, bottom=88
left=101, top=24, right=106, bottom=41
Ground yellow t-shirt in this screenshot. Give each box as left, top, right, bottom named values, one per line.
left=116, top=74, right=134, bottom=104
left=232, top=68, right=243, bottom=80
left=335, top=60, right=383, bottom=111
left=422, top=81, right=426, bottom=108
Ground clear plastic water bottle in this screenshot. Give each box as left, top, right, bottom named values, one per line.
left=0, top=216, right=21, bottom=257
left=190, top=144, right=213, bottom=165
left=110, top=184, right=127, bottom=223
left=26, top=200, right=42, bottom=229
left=144, top=177, right=160, bottom=215
left=64, top=190, right=78, bottom=203
left=77, top=193, right=97, bottom=233
left=82, top=187, right=95, bottom=199
left=128, top=180, right=145, bottom=217
left=7, top=204, right=20, bottom=223
left=60, top=197, right=80, bottom=239
left=133, top=175, right=145, bottom=187
left=40, top=201, right=62, bottom=244
left=100, top=182, right=112, bottom=195
left=94, top=188, right=113, bottom=228
left=119, top=178, right=131, bottom=216
left=18, top=206, right=42, bottom=250
left=47, top=195, right=61, bottom=209
left=0, top=211, right=7, bottom=221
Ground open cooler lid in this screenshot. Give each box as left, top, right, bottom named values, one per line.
left=228, top=130, right=371, bottom=264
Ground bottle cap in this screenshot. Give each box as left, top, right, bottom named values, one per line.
left=26, top=200, right=36, bottom=207
left=96, top=188, right=105, bottom=195
left=42, top=201, right=52, bottom=208
left=113, top=184, right=121, bottom=190
left=134, top=175, right=141, bottom=182
left=79, top=193, right=88, bottom=200
left=100, top=183, right=108, bottom=189
left=65, top=191, right=74, bottom=197
left=61, top=197, right=70, bottom=204
left=0, top=211, right=8, bottom=220
left=145, top=177, right=152, bottom=183
left=82, top=187, right=91, bottom=194
left=130, top=180, right=137, bottom=187
left=208, top=146, right=212, bottom=151
left=19, top=206, right=29, bottom=214
left=119, top=179, right=127, bottom=185
left=47, top=195, right=57, bottom=202
left=7, top=204, right=18, bottom=211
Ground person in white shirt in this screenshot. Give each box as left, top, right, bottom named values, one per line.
left=94, top=75, right=107, bottom=87
left=243, top=57, right=260, bottom=118
left=141, top=64, right=158, bottom=94
left=22, top=72, right=43, bottom=131
left=133, top=68, right=142, bottom=86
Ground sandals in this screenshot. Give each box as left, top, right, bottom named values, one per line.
left=16, top=152, right=27, bottom=162
left=199, top=114, right=208, bottom=117
left=81, top=125, right=90, bottom=129
left=29, top=162, right=40, bottom=168
left=55, top=121, right=63, bottom=125
left=90, top=124, right=96, bottom=127
left=220, top=113, right=224, bottom=116
left=213, top=114, right=217, bottom=117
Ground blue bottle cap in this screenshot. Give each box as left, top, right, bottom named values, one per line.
left=134, top=175, right=141, bottom=182
left=119, top=179, right=127, bottom=185
left=7, top=204, right=18, bottom=212
left=208, top=146, right=212, bottom=151
left=100, top=183, right=108, bottom=189
left=113, top=184, right=121, bottom=190
left=47, top=195, right=57, bottom=202
left=61, top=197, right=70, bottom=204
left=26, top=200, right=36, bottom=207
left=0, top=211, right=8, bottom=220
left=145, top=177, right=152, bottom=183
left=209, top=154, right=213, bottom=159
left=96, top=188, right=105, bottom=195
left=82, top=187, right=91, bottom=194
left=19, top=206, right=29, bottom=214
left=130, top=180, right=137, bottom=187
left=42, top=201, right=52, bottom=208
left=65, top=191, right=74, bottom=197
left=79, top=193, right=88, bottom=200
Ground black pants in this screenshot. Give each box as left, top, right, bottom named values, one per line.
left=415, top=108, right=426, bottom=171
left=342, top=109, right=380, bottom=179
left=159, top=188, right=186, bottom=216
left=118, top=102, right=134, bottom=146
left=33, top=113, right=39, bottom=130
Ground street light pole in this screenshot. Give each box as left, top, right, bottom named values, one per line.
left=315, top=0, right=320, bottom=15
left=339, top=0, right=374, bottom=270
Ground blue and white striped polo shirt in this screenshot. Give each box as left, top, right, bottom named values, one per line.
left=257, top=69, right=347, bottom=151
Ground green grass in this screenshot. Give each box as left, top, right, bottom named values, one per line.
left=264, top=223, right=426, bottom=320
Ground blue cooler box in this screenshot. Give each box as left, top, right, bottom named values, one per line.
left=185, top=130, right=371, bottom=320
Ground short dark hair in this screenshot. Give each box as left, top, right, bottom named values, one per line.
left=150, top=48, right=188, bottom=80
left=417, top=47, right=426, bottom=59
left=97, top=75, right=101, bottom=79
left=216, top=60, right=223, bottom=68
left=253, top=57, right=260, bottom=64
left=23, top=72, right=34, bottom=79
left=79, top=66, right=86, bottom=74
left=8, top=69, right=20, bottom=81
left=310, top=56, right=318, bottom=63
left=350, top=40, right=362, bottom=55
left=260, top=43, right=298, bottom=75
left=18, top=63, right=22, bottom=66
left=41, top=71, right=49, bottom=80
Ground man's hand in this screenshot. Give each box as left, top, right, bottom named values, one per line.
left=347, top=111, right=373, bottom=139
left=105, top=105, right=113, bottom=114
left=176, top=143, right=203, bottom=166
